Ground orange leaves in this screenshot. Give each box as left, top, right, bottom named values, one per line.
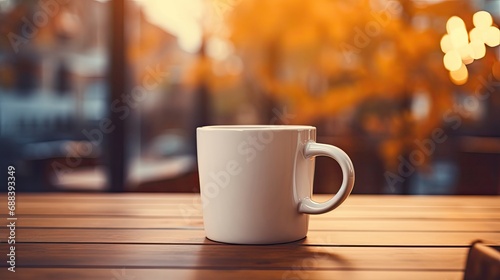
left=280, top=23, right=320, bottom=59
left=185, top=0, right=497, bottom=167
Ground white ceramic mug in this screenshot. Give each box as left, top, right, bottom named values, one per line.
left=197, top=125, right=354, bottom=244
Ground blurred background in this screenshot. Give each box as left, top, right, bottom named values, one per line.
left=0, top=0, right=499, bottom=195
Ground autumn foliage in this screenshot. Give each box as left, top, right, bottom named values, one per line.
left=188, top=0, right=498, bottom=168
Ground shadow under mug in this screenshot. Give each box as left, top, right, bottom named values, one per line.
left=197, top=125, right=355, bottom=244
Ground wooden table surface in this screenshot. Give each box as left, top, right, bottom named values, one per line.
left=1, top=194, right=499, bottom=279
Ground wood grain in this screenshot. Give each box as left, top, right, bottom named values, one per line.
left=0, top=268, right=463, bottom=280
left=10, top=202, right=500, bottom=212
left=0, top=193, right=497, bottom=280
left=9, top=216, right=500, bottom=232
left=0, top=244, right=468, bottom=270
left=1, top=228, right=498, bottom=246
left=4, top=204, right=499, bottom=219
left=8, top=194, right=500, bottom=207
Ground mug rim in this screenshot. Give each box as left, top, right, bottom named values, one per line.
left=198, top=125, right=315, bottom=131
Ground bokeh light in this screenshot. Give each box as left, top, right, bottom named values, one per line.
left=449, top=26, right=468, bottom=49
left=473, top=11, right=493, bottom=28
left=469, top=28, right=482, bottom=43
left=446, top=16, right=466, bottom=34
left=443, top=50, right=462, bottom=71
left=449, top=63, right=468, bottom=85
left=442, top=11, right=497, bottom=85
left=140, top=0, right=204, bottom=53
left=440, top=34, right=452, bottom=53
left=484, top=26, right=500, bottom=47
left=458, top=45, right=473, bottom=60
left=470, top=40, right=486, bottom=59
left=463, top=57, right=474, bottom=65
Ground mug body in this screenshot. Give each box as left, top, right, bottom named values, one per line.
left=197, top=125, right=316, bottom=244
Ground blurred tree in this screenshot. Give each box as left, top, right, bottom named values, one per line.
left=187, top=0, right=498, bottom=172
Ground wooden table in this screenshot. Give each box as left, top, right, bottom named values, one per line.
left=1, top=194, right=499, bottom=279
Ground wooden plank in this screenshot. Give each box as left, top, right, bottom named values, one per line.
left=2, top=228, right=499, bottom=246
left=0, top=268, right=463, bottom=280
left=4, top=204, right=499, bottom=219
left=11, top=216, right=500, bottom=232
left=308, top=219, right=500, bottom=232
left=0, top=194, right=495, bottom=279
left=0, top=244, right=468, bottom=270
left=5, top=194, right=500, bottom=207
left=14, top=216, right=204, bottom=229
left=10, top=201, right=500, bottom=212
left=320, top=195, right=500, bottom=207
left=12, top=194, right=496, bottom=210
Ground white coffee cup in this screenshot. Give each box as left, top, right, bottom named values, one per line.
left=197, top=125, right=354, bottom=244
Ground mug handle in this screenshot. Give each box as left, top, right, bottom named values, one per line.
left=298, top=141, right=355, bottom=214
